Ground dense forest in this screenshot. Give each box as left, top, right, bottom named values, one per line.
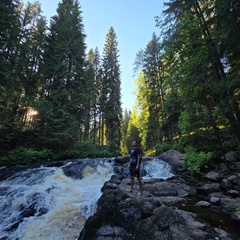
left=1, top=0, right=240, bottom=173
left=0, top=0, right=122, bottom=162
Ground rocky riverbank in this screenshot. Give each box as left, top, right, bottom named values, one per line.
left=79, top=150, right=240, bottom=240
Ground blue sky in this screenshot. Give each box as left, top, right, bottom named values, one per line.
left=23, top=0, right=166, bottom=111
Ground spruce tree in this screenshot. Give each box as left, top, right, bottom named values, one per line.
left=38, top=0, right=86, bottom=150
left=126, top=108, right=141, bottom=150
left=86, top=47, right=101, bottom=144
left=0, top=1, right=46, bottom=150
left=134, top=33, right=164, bottom=149
left=120, top=109, right=131, bottom=154
left=102, top=27, right=122, bottom=153
left=0, top=0, right=21, bottom=152
left=17, top=2, right=47, bottom=145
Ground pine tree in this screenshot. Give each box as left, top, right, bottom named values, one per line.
left=102, top=27, right=122, bottom=153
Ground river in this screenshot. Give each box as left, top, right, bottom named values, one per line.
left=0, top=157, right=174, bottom=240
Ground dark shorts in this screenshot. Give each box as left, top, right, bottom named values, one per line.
left=130, top=164, right=140, bottom=178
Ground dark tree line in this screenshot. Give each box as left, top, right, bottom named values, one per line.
left=0, top=0, right=122, bottom=157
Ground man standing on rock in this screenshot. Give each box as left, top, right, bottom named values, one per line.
left=128, top=141, right=143, bottom=196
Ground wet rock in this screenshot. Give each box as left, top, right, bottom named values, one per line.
left=214, top=227, right=237, bottom=240
left=149, top=188, right=178, bottom=196
left=101, top=175, right=122, bottom=191
left=62, top=160, right=95, bottom=179
left=219, top=196, right=240, bottom=213
left=44, top=160, right=64, bottom=167
left=194, top=201, right=211, bottom=207
left=224, top=151, right=237, bottom=162
left=142, top=199, right=161, bottom=216
left=101, top=182, right=118, bottom=190
left=144, top=179, right=196, bottom=198
left=227, top=189, right=240, bottom=197
left=113, top=166, right=124, bottom=175
left=228, top=162, right=240, bottom=172
left=153, top=206, right=184, bottom=230
left=175, top=210, right=213, bottom=239
left=134, top=206, right=191, bottom=240
left=0, top=166, right=28, bottom=181
left=196, top=183, right=220, bottom=195
left=20, top=208, right=36, bottom=218
left=228, top=174, right=240, bottom=186
left=209, top=196, right=220, bottom=205
left=231, top=211, right=240, bottom=222
left=206, top=171, right=222, bottom=182
left=220, top=178, right=234, bottom=190
left=38, top=207, right=48, bottom=216
left=114, top=156, right=129, bottom=164
left=96, top=225, right=128, bottom=239
left=109, top=174, right=123, bottom=184
left=7, top=221, right=22, bottom=231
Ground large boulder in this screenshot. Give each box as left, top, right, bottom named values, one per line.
left=158, top=150, right=185, bottom=173
left=134, top=206, right=191, bottom=240
left=114, top=156, right=130, bottom=164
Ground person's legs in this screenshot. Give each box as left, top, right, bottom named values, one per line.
left=129, top=165, right=143, bottom=194
left=135, top=167, right=143, bottom=196
left=129, top=165, right=135, bottom=192
left=137, top=177, right=143, bottom=195
left=130, top=176, right=134, bottom=192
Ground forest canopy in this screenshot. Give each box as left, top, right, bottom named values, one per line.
left=128, top=0, right=240, bottom=171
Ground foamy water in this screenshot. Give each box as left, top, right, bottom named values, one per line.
left=0, top=162, right=114, bottom=240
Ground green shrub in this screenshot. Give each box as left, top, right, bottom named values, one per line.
left=54, top=149, right=86, bottom=160
left=0, top=141, right=114, bottom=165
left=172, top=141, right=185, bottom=152
left=94, top=149, right=112, bottom=158
left=0, top=147, right=53, bottom=165
left=179, top=130, right=220, bottom=153
left=221, top=139, right=238, bottom=152
left=184, top=147, right=215, bottom=174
